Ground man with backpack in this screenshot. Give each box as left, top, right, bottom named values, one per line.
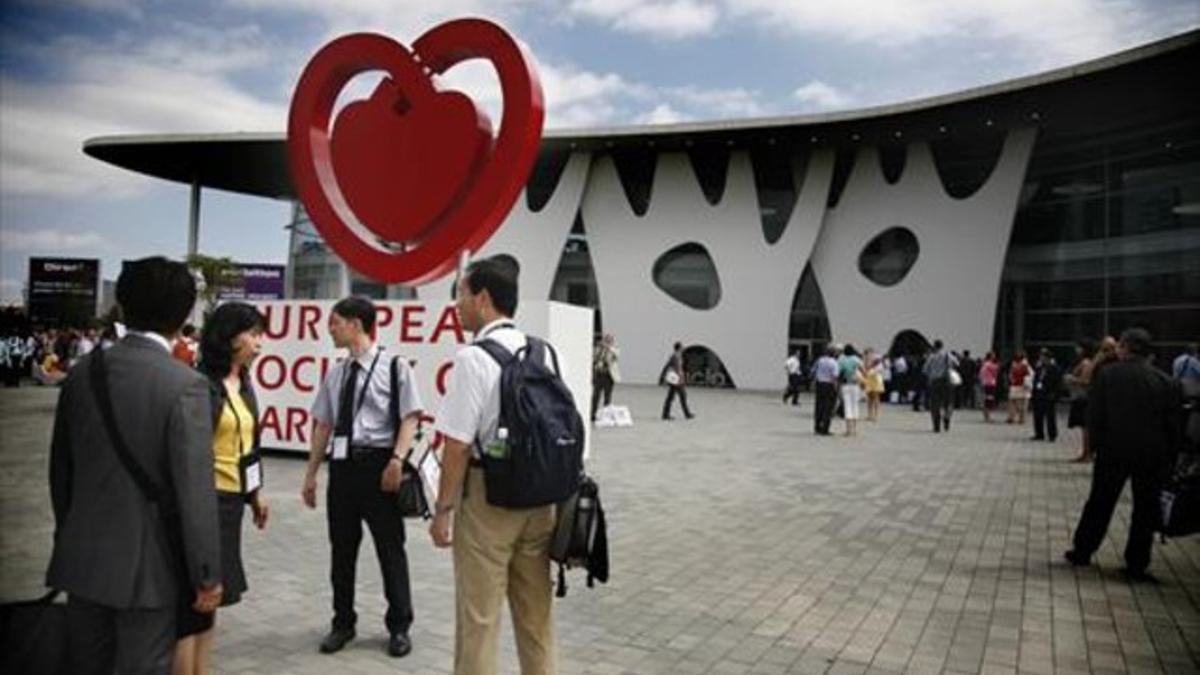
left=432, top=256, right=583, bottom=675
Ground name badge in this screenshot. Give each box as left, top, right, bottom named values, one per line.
left=243, top=460, right=262, bottom=493
left=331, top=436, right=349, bottom=461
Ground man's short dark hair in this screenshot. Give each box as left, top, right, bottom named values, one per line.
left=932, top=339, right=944, bottom=351
left=1120, top=327, right=1153, bottom=356
left=116, top=257, right=196, bottom=335
left=332, top=296, right=377, bottom=333
left=465, top=256, right=518, bottom=317
left=181, top=324, right=197, bottom=338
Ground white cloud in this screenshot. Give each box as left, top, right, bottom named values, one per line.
left=791, top=80, right=853, bottom=112
left=0, top=27, right=286, bottom=199
left=227, top=0, right=537, bottom=41
left=0, top=228, right=106, bottom=252
left=666, top=85, right=768, bottom=118
left=635, top=103, right=690, bottom=124
left=569, top=0, right=720, bottom=39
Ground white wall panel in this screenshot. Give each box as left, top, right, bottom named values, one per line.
left=583, top=149, right=834, bottom=389
left=809, top=128, right=1037, bottom=357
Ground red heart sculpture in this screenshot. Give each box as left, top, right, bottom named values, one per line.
left=288, top=20, right=544, bottom=284
left=330, top=80, right=492, bottom=243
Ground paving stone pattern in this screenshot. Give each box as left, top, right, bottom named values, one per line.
left=2, top=384, right=1198, bottom=674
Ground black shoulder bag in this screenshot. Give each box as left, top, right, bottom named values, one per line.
left=87, top=349, right=192, bottom=602
left=390, top=355, right=433, bottom=519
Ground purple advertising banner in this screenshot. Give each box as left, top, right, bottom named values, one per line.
left=218, top=264, right=286, bottom=301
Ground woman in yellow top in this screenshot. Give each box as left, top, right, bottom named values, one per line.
left=862, top=350, right=886, bottom=422
left=175, top=302, right=270, bottom=675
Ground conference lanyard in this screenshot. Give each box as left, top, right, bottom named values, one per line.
left=344, top=348, right=383, bottom=422
left=475, top=321, right=515, bottom=342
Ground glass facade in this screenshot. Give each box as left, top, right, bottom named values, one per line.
left=994, top=119, right=1200, bottom=365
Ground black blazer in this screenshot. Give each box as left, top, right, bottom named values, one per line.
left=1032, top=362, right=1063, bottom=400
left=1087, top=357, right=1181, bottom=460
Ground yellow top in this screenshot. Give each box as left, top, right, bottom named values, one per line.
left=214, top=385, right=255, bottom=493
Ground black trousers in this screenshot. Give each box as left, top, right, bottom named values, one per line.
left=928, top=378, right=953, bottom=431
left=783, top=374, right=803, bottom=405
left=1032, top=398, right=1058, bottom=440
left=814, top=382, right=837, bottom=434
left=328, top=456, right=412, bottom=635
left=591, top=372, right=614, bottom=420
left=66, top=595, right=175, bottom=675
left=662, top=385, right=692, bottom=418
left=1072, top=452, right=1170, bottom=571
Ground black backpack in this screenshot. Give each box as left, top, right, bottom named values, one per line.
left=549, top=475, right=608, bottom=597
left=475, top=336, right=585, bottom=508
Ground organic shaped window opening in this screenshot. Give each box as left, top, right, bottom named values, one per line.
left=858, top=227, right=919, bottom=287
left=879, top=142, right=906, bottom=185
left=687, top=143, right=732, bottom=205
left=612, top=146, right=658, bottom=216
left=930, top=130, right=1005, bottom=199
left=750, top=145, right=797, bottom=244
left=525, top=149, right=572, bottom=212
left=826, top=147, right=857, bottom=209
left=652, top=242, right=721, bottom=310
left=682, top=345, right=736, bottom=388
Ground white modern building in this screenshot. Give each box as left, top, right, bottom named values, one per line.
left=85, top=31, right=1200, bottom=390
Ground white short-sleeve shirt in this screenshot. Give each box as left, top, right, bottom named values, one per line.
left=435, top=318, right=561, bottom=459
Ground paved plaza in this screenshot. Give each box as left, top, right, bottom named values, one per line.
left=2, top=383, right=1198, bottom=674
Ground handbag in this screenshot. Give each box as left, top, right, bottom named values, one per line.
left=664, top=370, right=680, bottom=386
left=0, top=590, right=70, bottom=675
left=949, top=368, right=963, bottom=387
left=395, top=459, right=429, bottom=519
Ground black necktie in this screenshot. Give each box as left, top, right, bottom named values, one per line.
left=334, top=361, right=360, bottom=441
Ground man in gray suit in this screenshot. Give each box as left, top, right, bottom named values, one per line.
left=47, top=256, right=222, bottom=674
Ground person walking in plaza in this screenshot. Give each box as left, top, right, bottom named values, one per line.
left=1065, top=328, right=1181, bottom=580
left=838, top=344, right=865, bottom=436
left=811, top=346, right=840, bottom=436
left=661, top=341, right=694, bottom=420
left=300, top=296, right=424, bottom=658
left=591, top=333, right=620, bottom=422
left=1065, top=340, right=1096, bottom=461
left=174, top=302, right=271, bottom=675
left=1030, top=349, right=1063, bottom=442
left=783, top=348, right=803, bottom=406
left=46, top=257, right=222, bottom=674
left=430, top=256, right=561, bottom=675
left=958, top=350, right=978, bottom=409
left=1006, top=351, right=1032, bottom=425
left=924, top=340, right=958, bottom=433
left=979, top=351, right=1000, bottom=423
left=863, top=349, right=885, bottom=422
left=891, top=352, right=908, bottom=403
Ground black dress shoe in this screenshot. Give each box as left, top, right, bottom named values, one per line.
left=685, top=413, right=695, bottom=419
left=320, top=627, right=355, bottom=653
left=388, top=632, right=412, bottom=657
left=662, top=415, right=674, bottom=420
left=1120, top=567, right=1158, bottom=584
left=1063, top=550, right=1090, bottom=567
left=1030, top=435, right=1045, bottom=441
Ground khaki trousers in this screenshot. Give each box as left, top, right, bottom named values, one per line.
left=454, top=468, right=557, bottom=675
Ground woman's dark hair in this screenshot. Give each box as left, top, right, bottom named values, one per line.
left=116, top=257, right=196, bottom=335
left=843, top=344, right=857, bottom=357
left=1076, top=339, right=1096, bottom=360
left=199, top=302, right=266, bottom=378
left=332, top=296, right=377, bottom=333
left=465, top=256, right=518, bottom=317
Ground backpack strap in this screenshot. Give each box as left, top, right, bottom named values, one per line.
left=88, top=349, right=171, bottom=513
left=474, top=338, right=514, bottom=368
left=389, top=354, right=403, bottom=455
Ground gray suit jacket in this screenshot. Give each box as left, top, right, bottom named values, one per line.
left=46, top=334, right=220, bottom=609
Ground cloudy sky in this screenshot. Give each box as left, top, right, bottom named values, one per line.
left=1, top=0, right=1197, bottom=303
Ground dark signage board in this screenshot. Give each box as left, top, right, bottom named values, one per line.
left=27, top=257, right=100, bottom=326
left=217, top=264, right=287, bottom=301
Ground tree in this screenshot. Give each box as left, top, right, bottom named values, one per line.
left=186, top=253, right=238, bottom=317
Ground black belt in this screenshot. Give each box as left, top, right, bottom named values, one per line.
left=348, top=445, right=392, bottom=462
